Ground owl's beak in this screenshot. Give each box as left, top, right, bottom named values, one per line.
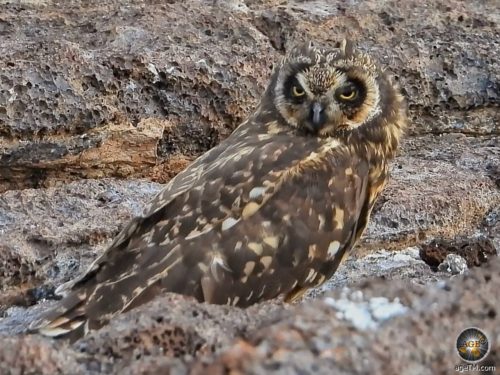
left=310, top=102, right=327, bottom=131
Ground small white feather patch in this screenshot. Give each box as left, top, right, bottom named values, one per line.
left=38, top=319, right=85, bottom=337
left=327, top=241, right=341, bottom=258
left=221, top=217, right=240, bottom=231
left=248, top=186, right=266, bottom=199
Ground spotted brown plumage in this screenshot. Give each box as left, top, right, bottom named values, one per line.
left=31, top=40, right=407, bottom=339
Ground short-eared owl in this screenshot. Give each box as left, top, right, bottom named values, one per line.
left=32, top=40, right=407, bottom=339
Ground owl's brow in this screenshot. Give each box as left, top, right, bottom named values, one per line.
left=326, top=73, right=348, bottom=94
left=295, top=73, right=313, bottom=97
left=300, top=67, right=346, bottom=95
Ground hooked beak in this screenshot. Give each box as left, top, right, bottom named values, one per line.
left=310, top=102, right=327, bottom=131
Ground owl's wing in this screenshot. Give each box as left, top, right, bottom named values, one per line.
left=199, top=142, right=371, bottom=306
left=31, top=133, right=370, bottom=338
left=50, top=139, right=231, bottom=297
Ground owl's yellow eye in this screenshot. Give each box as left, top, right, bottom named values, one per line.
left=292, top=85, right=305, bottom=97
left=338, top=88, right=357, bottom=101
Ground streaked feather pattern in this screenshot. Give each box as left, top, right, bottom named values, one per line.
left=31, top=40, right=406, bottom=339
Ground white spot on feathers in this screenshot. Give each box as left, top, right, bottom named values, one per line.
left=210, top=253, right=232, bottom=282
left=327, top=241, right=340, bottom=258
left=222, top=217, right=240, bottom=231
left=249, top=186, right=266, bottom=199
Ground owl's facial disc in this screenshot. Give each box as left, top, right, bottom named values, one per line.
left=278, top=69, right=374, bottom=136
left=272, top=43, right=385, bottom=137
left=282, top=75, right=331, bottom=133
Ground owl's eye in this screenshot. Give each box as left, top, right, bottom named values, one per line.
left=336, top=85, right=358, bottom=101
left=292, top=85, right=306, bottom=97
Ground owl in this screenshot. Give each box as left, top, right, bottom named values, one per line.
left=32, top=40, right=406, bottom=339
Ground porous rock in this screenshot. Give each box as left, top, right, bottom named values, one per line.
left=1, top=254, right=498, bottom=374
left=0, top=0, right=499, bottom=374
left=1, top=0, right=498, bottom=191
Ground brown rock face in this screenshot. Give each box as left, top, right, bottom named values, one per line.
left=1, top=0, right=498, bottom=190
left=1, top=257, right=499, bottom=374
left=0, top=0, right=277, bottom=191
left=420, top=237, right=496, bottom=269
left=0, top=0, right=499, bottom=374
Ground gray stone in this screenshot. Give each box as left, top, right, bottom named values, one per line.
left=438, top=253, right=468, bottom=275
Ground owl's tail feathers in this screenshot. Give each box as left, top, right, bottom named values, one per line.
left=29, top=292, right=88, bottom=340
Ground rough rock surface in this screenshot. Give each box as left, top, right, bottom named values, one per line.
left=1, top=255, right=499, bottom=374
left=0, top=179, right=162, bottom=313
left=1, top=0, right=498, bottom=191
left=0, top=0, right=499, bottom=374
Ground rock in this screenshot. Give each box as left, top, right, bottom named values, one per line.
left=359, top=135, right=500, bottom=254
left=0, top=0, right=277, bottom=191
left=2, top=255, right=499, bottom=374
left=71, top=294, right=284, bottom=374
left=0, top=0, right=499, bottom=374
left=0, top=179, right=162, bottom=312
left=1, top=0, right=498, bottom=191
left=0, top=335, right=80, bottom=375
left=323, top=293, right=409, bottom=331
left=256, top=1, right=500, bottom=135
left=438, top=254, right=468, bottom=275
left=1, top=144, right=497, bottom=310
left=187, top=257, right=500, bottom=375
left=420, top=236, right=497, bottom=270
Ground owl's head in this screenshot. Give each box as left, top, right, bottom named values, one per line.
left=269, top=41, right=406, bottom=143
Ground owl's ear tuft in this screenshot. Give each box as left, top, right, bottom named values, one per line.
left=338, top=39, right=355, bottom=56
